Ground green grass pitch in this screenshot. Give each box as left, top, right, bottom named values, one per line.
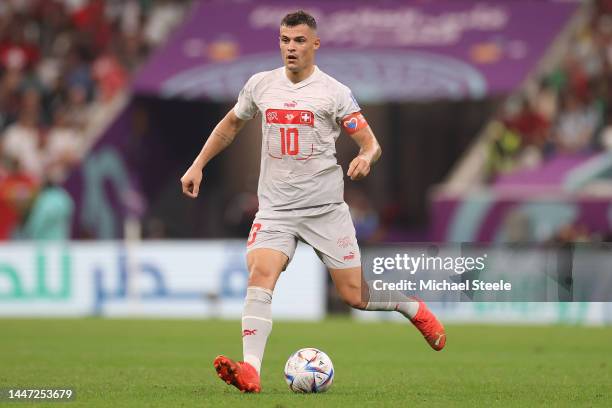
left=0, top=319, right=611, bottom=407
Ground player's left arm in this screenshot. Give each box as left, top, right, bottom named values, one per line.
left=341, top=112, right=382, bottom=181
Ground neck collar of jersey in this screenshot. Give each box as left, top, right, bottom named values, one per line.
left=283, top=65, right=319, bottom=89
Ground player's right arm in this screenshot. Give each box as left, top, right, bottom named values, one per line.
left=180, top=110, right=247, bottom=198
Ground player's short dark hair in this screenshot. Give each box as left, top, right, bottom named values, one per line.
left=281, top=10, right=317, bottom=30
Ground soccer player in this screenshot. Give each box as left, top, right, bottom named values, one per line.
left=180, top=10, right=446, bottom=393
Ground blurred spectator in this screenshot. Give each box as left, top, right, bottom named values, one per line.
left=0, top=0, right=191, bottom=241
left=44, top=106, right=83, bottom=184
left=486, top=121, right=522, bottom=176
left=19, top=181, right=74, bottom=241
left=531, top=79, right=558, bottom=121
left=0, top=17, right=40, bottom=72
left=551, top=91, right=599, bottom=154
left=487, top=1, right=612, bottom=177
left=69, top=0, right=112, bottom=53
left=92, top=51, right=127, bottom=103
left=64, top=82, right=91, bottom=130
left=0, top=68, right=24, bottom=129
left=0, top=158, right=38, bottom=239
left=504, top=97, right=551, bottom=148
left=1, top=87, right=44, bottom=180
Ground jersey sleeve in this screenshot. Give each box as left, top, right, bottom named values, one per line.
left=334, top=84, right=361, bottom=123
left=233, top=75, right=259, bottom=120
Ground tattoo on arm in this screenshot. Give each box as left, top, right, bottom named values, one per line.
left=212, top=129, right=236, bottom=147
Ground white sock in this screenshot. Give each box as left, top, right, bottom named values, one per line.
left=242, top=286, right=273, bottom=375
left=365, top=287, right=420, bottom=318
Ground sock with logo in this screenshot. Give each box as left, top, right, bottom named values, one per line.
left=242, top=286, right=273, bottom=375
left=364, top=285, right=420, bottom=318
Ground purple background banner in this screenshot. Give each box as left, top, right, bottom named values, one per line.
left=430, top=153, right=612, bottom=242
left=133, top=0, right=578, bottom=102
left=493, top=153, right=597, bottom=188
left=431, top=193, right=612, bottom=243
left=64, top=103, right=145, bottom=239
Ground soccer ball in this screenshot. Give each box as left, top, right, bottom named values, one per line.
left=284, top=347, right=334, bottom=393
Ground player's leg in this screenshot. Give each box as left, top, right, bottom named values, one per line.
left=214, top=216, right=297, bottom=393
left=242, top=248, right=287, bottom=374
left=327, top=265, right=419, bottom=318
left=299, top=203, right=446, bottom=350
left=328, top=265, right=446, bottom=350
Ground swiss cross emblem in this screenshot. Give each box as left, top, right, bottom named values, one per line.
left=300, top=112, right=311, bottom=123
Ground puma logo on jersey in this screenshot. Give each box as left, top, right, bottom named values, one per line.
left=284, top=100, right=297, bottom=108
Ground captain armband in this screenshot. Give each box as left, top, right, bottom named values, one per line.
left=340, top=112, right=369, bottom=134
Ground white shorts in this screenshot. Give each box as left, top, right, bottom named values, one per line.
left=246, top=203, right=361, bottom=269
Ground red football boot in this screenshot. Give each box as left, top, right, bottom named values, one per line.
left=213, top=355, right=261, bottom=393
left=409, top=299, right=446, bottom=351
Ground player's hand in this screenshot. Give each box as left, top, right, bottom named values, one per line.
left=180, top=165, right=203, bottom=198
left=347, top=155, right=370, bottom=181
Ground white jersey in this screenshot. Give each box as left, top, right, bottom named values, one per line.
left=233, top=66, right=360, bottom=210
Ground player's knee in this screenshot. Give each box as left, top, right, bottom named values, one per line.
left=247, top=259, right=277, bottom=286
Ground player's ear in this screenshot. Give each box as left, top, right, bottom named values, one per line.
left=313, top=36, right=320, bottom=50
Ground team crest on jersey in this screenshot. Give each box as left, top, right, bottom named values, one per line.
left=265, top=109, right=314, bottom=127
left=266, top=111, right=278, bottom=121
left=337, top=236, right=354, bottom=249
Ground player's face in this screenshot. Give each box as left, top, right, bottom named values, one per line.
left=279, top=24, right=320, bottom=73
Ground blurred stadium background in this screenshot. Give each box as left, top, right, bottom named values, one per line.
left=0, top=0, right=611, bottom=405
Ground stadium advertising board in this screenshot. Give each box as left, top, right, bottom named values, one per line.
left=355, top=243, right=612, bottom=325
left=354, top=302, right=611, bottom=326
left=134, top=0, right=578, bottom=101
left=361, top=243, right=612, bottom=302
left=0, top=241, right=325, bottom=319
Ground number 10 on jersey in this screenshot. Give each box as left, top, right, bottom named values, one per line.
left=280, top=128, right=299, bottom=155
